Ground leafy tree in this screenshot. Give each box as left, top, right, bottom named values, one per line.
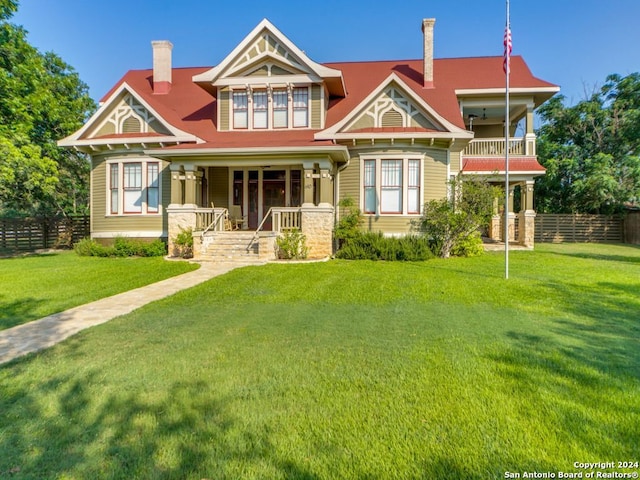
left=536, top=73, right=640, bottom=214
left=419, top=176, right=498, bottom=258
left=0, top=1, right=95, bottom=217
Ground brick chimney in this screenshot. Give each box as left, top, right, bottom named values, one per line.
left=152, top=40, right=173, bottom=94
left=422, top=18, right=435, bottom=88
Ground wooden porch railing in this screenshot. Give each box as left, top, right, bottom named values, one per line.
left=247, top=207, right=302, bottom=251
left=195, top=207, right=229, bottom=234
left=463, top=137, right=525, bottom=156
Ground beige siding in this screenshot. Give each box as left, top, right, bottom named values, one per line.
left=209, top=167, right=229, bottom=208
left=338, top=155, right=360, bottom=203
left=449, top=151, right=461, bottom=173
left=362, top=216, right=414, bottom=234
left=311, top=84, right=322, bottom=129
left=346, top=115, right=374, bottom=131
left=91, top=155, right=167, bottom=238
left=219, top=88, right=230, bottom=131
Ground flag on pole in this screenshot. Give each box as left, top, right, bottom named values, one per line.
left=503, top=25, right=512, bottom=74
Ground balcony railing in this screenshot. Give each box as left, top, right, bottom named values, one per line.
left=463, top=137, right=525, bottom=156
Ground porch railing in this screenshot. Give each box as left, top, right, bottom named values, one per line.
left=247, top=207, right=303, bottom=251
left=195, top=207, right=229, bottom=234
left=463, top=137, right=525, bottom=156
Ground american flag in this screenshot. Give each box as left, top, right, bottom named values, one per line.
left=503, top=25, right=512, bottom=74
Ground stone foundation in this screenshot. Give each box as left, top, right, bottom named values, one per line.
left=518, top=211, right=536, bottom=248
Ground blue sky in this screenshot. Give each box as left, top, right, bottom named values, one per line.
left=12, top=0, right=640, bottom=106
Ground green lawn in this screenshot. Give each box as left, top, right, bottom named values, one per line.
left=0, top=251, right=198, bottom=330
left=1, top=244, right=639, bottom=479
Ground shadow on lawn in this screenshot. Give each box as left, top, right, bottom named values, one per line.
left=488, top=277, right=640, bottom=461
left=0, top=372, right=320, bottom=479
left=0, top=295, right=46, bottom=330
left=542, top=243, right=640, bottom=265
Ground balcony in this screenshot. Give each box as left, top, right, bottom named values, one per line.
left=462, top=136, right=536, bottom=157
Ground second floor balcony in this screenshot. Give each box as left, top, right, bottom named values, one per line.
left=462, top=136, right=536, bottom=157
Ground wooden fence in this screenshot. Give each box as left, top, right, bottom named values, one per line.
left=535, top=214, right=623, bottom=243
left=0, top=215, right=90, bottom=251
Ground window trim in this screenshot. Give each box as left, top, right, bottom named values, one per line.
left=229, top=85, right=311, bottom=131
left=359, top=154, right=424, bottom=216
left=106, top=159, right=162, bottom=216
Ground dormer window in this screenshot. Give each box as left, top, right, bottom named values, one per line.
left=293, top=87, right=308, bottom=127
left=273, top=89, right=288, bottom=128
left=252, top=90, right=268, bottom=129
left=228, top=85, right=310, bottom=130
left=233, top=91, right=248, bottom=129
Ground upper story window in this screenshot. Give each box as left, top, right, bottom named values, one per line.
left=229, top=86, right=310, bottom=130
left=233, top=91, right=248, bottom=129
left=293, top=87, right=309, bottom=128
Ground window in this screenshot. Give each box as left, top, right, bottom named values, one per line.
left=108, top=160, right=161, bottom=215
left=252, top=90, right=268, bottom=129
left=273, top=89, right=288, bottom=128
left=233, top=91, right=248, bottom=129
left=361, top=156, right=422, bottom=215
left=293, top=87, right=309, bottom=127
left=363, top=160, right=376, bottom=214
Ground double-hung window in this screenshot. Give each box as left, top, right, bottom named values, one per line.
left=252, top=90, right=268, bottom=129
left=292, top=87, right=309, bottom=127
left=272, top=88, right=288, bottom=128
left=233, top=91, right=248, bottom=129
left=361, top=155, right=423, bottom=215
left=108, top=160, right=161, bottom=215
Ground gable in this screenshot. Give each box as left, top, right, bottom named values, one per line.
left=85, top=93, right=171, bottom=139
left=242, top=59, right=306, bottom=78
left=344, top=86, right=440, bottom=132
left=227, top=30, right=311, bottom=77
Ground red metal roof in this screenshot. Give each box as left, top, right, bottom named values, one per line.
left=96, top=56, right=557, bottom=148
left=462, top=156, right=546, bottom=173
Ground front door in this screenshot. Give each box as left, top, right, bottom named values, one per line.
left=262, top=170, right=286, bottom=230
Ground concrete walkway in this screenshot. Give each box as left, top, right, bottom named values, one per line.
left=0, top=261, right=263, bottom=365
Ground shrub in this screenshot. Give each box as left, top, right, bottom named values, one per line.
left=335, top=232, right=433, bottom=261
left=276, top=228, right=309, bottom=260
left=334, top=197, right=362, bottom=249
left=172, top=227, right=193, bottom=259
left=74, top=237, right=166, bottom=257
left=451, top=231, right=485, bottom=257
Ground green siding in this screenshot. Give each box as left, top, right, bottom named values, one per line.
left=450, top=151, right=461, bottom=173
left=219, top=88, right=230, bottom=131
left=362, top=216, right=414, bottom=234
left=423, top=150, right=448, bottom=200
left=209, top=167, right=229, bottom=208
left=311, top=85, right=322, bottom=129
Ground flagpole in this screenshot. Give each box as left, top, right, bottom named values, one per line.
left=504, top=0, right=511, bottom=279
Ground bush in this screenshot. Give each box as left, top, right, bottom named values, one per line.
left=451, top=231, right=485, bottom=257
left=334, top=197, right=362, bottom=249
left=74, top=237, right=166, bottom=257
left=172, top=227, right=193, bottom=259
left=335, top=232, right=433, bottom=261
left=276, top=228, right=309, bottom=260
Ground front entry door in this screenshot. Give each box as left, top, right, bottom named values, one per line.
left=262, top=170, right=286, bottom=230
left=248, top=170, right=259, bottom=230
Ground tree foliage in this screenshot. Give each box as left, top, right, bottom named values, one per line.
left=536, top=73, right=640, bottom=214
left=0, top=1, right=95, bottom=217
left=419, top=176, right=499, bottom=258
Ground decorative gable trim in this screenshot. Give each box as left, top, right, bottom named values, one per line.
left=315, top=73, right=472, bottom=141
left=192, top=19, right=346, bottom=96
left=59, top=82, right=202, bottom=148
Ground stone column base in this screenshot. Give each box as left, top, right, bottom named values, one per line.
left=167, top=205, right=198, bottom=257
left=300, top=206, right=334, bottom=258
left=518, top=211, right=536, bottom=248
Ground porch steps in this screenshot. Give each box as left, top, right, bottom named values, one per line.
left=200, top=231, right=261, bottom=261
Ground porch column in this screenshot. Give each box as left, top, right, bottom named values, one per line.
left=525, top=102, right=536, bottom=155
left=183, top=167, right=198, bottom=207
left=490, top=196, right=501, bottom=240
left=169, top=164, right=183, bottom=206
left=518, top=180, right=536, bottom=248
left=319, top=168, right=333, bottom=207
left=507, top=185, right=516, bottom=242
left=303, top=167, right=315, bottom=206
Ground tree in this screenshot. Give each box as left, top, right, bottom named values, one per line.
left=419, top=176, right=498, bottom=258
left=536, top=73, right=640, bottom=214
left=0, top=1, right=95, bottom=217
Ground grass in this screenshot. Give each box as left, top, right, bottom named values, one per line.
left=0, top=243, right=639, bottom=479
left=0, top=251, right=198, bottom=330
